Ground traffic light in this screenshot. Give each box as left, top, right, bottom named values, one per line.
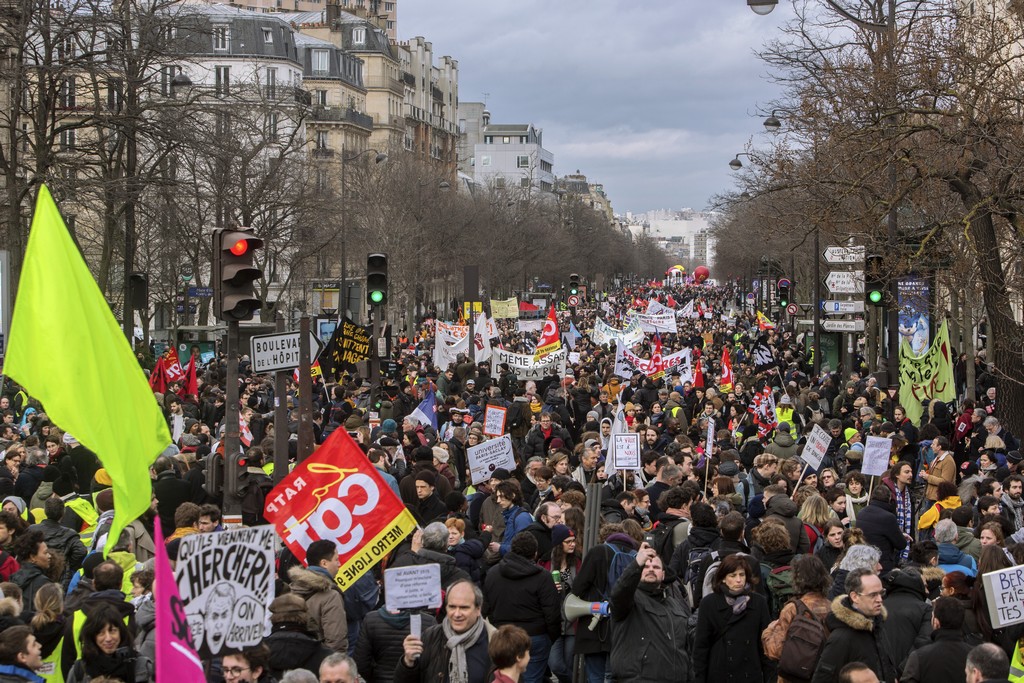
left=865, top=254, right=885, bottom=306
left=127, top=272, right=148, bottom=310
left=367, top=253, right=388, bottom=305
left=569, top=273, right=580, bottom=296
left=212, top=228, right=263, bottom=321
left=777, top=283, right=790, bottom=308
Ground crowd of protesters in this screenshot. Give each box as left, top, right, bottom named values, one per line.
left=0, top=281, right=1022, bottom=683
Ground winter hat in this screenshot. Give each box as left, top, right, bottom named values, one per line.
left=432, top=447, right=449, bottom=464
left=490, top=468, right=512, bottom=482
left=718, top=461, right=739, bottom=477
left=344, top=415, right=364, bottom=431
left=62, top=433, right=78, bottom=445
left=415, top=471, right=437, bottom=487
left=381, top=419, right=398, bottom=434
left=1, top=496, right=25, bottom=514
left=846, top=381, right=857, bottom=390
left=179, top=434, right=201, bottom=448
left=414, top=446, right=434, bottom=463
left=551, top=524, right=574, bottom=546
left=779, top=395, right=793, bottom=405
left=844, top=428, right=861, bottom=443
left=94, top=469, right=113, bottom=487
left=52, top=477, right=75, bottom=497
left=777, top=422, right=791, bottom=433
left=42, top=465, right=60, bottom=483
left=960, top=461, right=979, bottom=478
left=584, top=439, right=600, bottom=450
left=1008, top=450, right=1022, bottom=464
left=269, top=594, right=310, bottom=626
left=548, top=438, right=565, bottom=451
left=82, top=553, right=107, bottom=579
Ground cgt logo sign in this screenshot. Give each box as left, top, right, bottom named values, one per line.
left=264, top=431, right=416, bottom=590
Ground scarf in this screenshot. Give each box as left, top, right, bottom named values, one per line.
left=892, top=485, right=911, bottom=560
left=442, top=615, right=485, bottom=683
left=1002, top=492, right=1024, bottom=530
left=723, top=584, right=751, bottom=615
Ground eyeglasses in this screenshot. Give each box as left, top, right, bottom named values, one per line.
left=856, top=589, right=886, bottom=600
left=223, top=666, right=251, bottom=678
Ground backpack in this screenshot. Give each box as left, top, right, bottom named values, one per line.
left=238, top=478, right=271, bottom=527
left=763, top=563, right=797, bottom=618
left=602, top=542, right=637, bottom=598
left=649, top=518, right=685, bottom=566
left=804, top=524, right=825, bottom=555
left=777, top=599, right=829, bottom=682
left=684, top=547, right=718, bottom=609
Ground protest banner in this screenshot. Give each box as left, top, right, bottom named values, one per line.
left=645, top=299, right=673, bottom=317
left=982, top=566, right=1024, bottom=628
left=263, top=430, right=417, bottom=590
left=384, top=564, right=443, bottom=612
left=318, top=317, right=372, bottom=378
left=612, top=433, right=641, bottom=470
left=517, top=318, right=543, bottom=333
left=494, top=347, right=567, bottom=381
left=175, top=525, right=275, bottom=658
left=628, top=311, right=677, bottom=334
left=568, top=351, right=581, bottom=364
left=434, top=326, right=469, bottom=370
left=801, top=424, right=833, bottom=471
left=592, top=317, right=644, bottom=348
left=491, top=297, right=519, bottom=319
left=467, top=434, right=517, bottom=484
left=483, top=405, right=508, bottom=437
left=861, top=436, right=893, bottom=477
left=613, top=345, right=692, bottom=382
left=899, top=320, right=955, bottom=427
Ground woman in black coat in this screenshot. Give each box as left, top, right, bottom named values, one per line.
left=693, top=553, right=771, bottom=683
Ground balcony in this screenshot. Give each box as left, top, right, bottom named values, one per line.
left=365, top=75, right=404, bottom=95
left=312, top=147, right=335, bottom=158
left=309, top=106, right=374, bottom=130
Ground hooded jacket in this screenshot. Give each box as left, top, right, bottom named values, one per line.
left=60, top=589, right=137, bottom=679
left=855, top=499, right=907, bottom=574
left=899, top=628, right=974, bottom=683
left=483, top=551, right=561, bottom=641
left=11, top=563, right=50, bottom=613
left=764, top=495, right=809, bottom=555
left=264, top=623, right=334, bottom=679
left=881, top=570, right=933, bottom=674
left=287, top=566, right=348, bottom=652
left=811, top=596, right=897, bottom=683
left=354, top=608, right=438, bottom=683
left=763, top=431, right=798, bottom=460
left=29, top=519, right=88, bottom=578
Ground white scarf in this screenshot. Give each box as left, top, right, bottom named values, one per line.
left=442, top=615, right=485, bottom=683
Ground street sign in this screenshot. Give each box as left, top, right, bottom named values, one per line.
left=777, top=277, right=792, bottom=289
left=824, top=270, right=864, bottom=294
left=188, top=286, right=214, bottom=298
left=821, top=300, right=865, bottom=314
left=797, top=319, right=814, bottom=326
left=249, top=331, right=325, bottom=374
left=746, top=293, right=755, bottom=303
left=567, top=294, right=580, bottom=307
left=822, top=246, right=866, bottom=264
left=786, top=303, right=798, bottom=315
left=821, top=319, right=865, bottom=333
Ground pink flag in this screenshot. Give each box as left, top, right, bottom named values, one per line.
left=154, top=524, right=205, bottom=682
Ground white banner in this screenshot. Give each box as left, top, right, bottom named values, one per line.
left=517, top=319, right=543, bottom=333
left=628, top=311, right=677, bottom=334
left=645, top=300, right=673, bottom=317
left=678, top=300, right=696, bottom=319
left=592, top=317, right=643, bottom=348
left=468, top=434, right=517, bottom=484
left=433, top=332, right=468, bottom=370
left=861, top=436, right=893, bottom=477
left=801, top=424, right=832, bottom=471
left=613, top=345, right=692, bottom=382
left=494, top=347, right=567, bottom=381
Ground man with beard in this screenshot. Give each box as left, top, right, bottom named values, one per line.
left=1001, top=474, right=1024, bottom=532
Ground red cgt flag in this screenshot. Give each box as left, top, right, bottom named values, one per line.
left=263, top=430, right=417, bottom=590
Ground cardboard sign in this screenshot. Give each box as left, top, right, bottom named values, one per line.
left=384, top=564, right=443, bottom=612
left=263, top=430, right=417, bottom=590
left=982, top=566, right=1024, bottom=628
left=175, top=526, right=275, bottom=658
left=612, top=433, right=641, bottom=470
left=861, top=435, right=893, bottom=477
left=467, top=434, right=517, bottom=485
left=801, top=424, right=833, bottom=471
left=483, top=405, right=508, bottom=437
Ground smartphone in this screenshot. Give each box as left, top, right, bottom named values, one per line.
left=410, top=613, right=422, bottom=639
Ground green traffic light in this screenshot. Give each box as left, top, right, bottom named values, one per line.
left=369, top=290, right=384, bottom=303
left=570, top=288, right=578, bottom=295
left=868, top=290, right=883, bottom=304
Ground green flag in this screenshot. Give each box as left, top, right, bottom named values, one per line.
left=5, top=185, right=170, bottom=555
left=898, top=319, right=956, bottom=427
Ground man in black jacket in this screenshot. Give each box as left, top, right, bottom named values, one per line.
left=609, top=541, right=692, bottom=683
left=152, top=455, right=192, bottom=537
left=28, top=497, right=86, bottom=586
left=812, top=568, right=898, bottom=683
left=397, top=579, right=491, bottom=683
left=483, top=532, right=560, bottom=683
left=855, top=486, right=908, bottom=573
left=900, top=597, right=973, bottom=683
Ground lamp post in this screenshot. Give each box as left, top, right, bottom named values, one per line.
left=728, top=152, right=753, bottom=171
left=340, top=148, right=387, bottom=323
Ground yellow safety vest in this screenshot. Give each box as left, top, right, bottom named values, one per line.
left=65, top=497, right=98, bottom=547
left=1010, top=640, right=1024, bottom=683
left=37, top=636, right=64, bottom=682
left=72, top=609, right=130, bottom=660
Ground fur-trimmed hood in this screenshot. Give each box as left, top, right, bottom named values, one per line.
left=829, top=595, right=887, bottom=632
left=287, top=565, right=336, bottom=597
left=920, top=566, right=945, bottom=584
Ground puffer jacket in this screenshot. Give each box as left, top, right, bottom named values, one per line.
left=483, top=551, right=561, bottom=641
left=811, top=596, right=897, bottom=683
left=881, top=569, right=933, bottom=674
left=264, top=624, right=333, bottom=679
left=287, top=566, right=348, bottom=652
left=763, top=431, right=799, bottom=460
left=764, top=495, right=809, bottom=555
left=354, top=608, right=437, bottom=683
left=610, top=560, right=693, bottom=683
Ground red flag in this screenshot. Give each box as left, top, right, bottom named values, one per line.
left=693, top=357, right=704, bottom=388
left=666, top=295, right=677, bottom=308
left=177, top=355, right=198, bottom=399
left=719, top=347, right=733, bottom=393
left=163, top=349, right=185, bottom=383
left=148, top=356, right=167, bottom=393
left=535, top=305, right=561, bottom=357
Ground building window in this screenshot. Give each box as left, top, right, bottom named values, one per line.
left=316, top=89, right=327, bottom=106
left=107, top=78, right=123, bottom=111
left=481, top=156, right=491, bottom=167
left=353, top=28, right=365, bottom=45
left=262, top=28, right=273, bottom=44
left=312, top=49, right=328, bottom=75
left=266, top=112, right=279, bottom=141
left=60, top=77, right=76, bottom=108
left=517, top=155, right=529, bottom=168
left=495, top=177, right=506, bottom=189
left=213, top=26, right=229, bottom=51
left=484, top=136, right=492, bottom=144
left=520, top=136, right=527, bottom=143
left=215, top=66, right=230, bottom=96
left=215, top=111, right=230, bottom=136
left=520, top=177, right=530, bottom=188
left=316, top=131, right=328, bottom=149
left=384, top=1, right=394, bottom=10
left=265, top=68, right=276, bottom=98
left=502, top=136, right=510, bottom=144
left=458, top=119, right=466, bottom=133
left=386, top=20, right=394, bottom=30
left=59, top=129, right=76, bottom=151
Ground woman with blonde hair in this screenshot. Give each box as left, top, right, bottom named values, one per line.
left=30, top=582, right=66, bottom=679
left=797, top=495, right=835, bottom=555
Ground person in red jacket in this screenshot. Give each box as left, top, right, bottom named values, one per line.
left=952, top=400, right=975, bottom=448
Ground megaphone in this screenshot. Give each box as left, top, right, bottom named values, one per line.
left=563, top=594, right=610, bottom=631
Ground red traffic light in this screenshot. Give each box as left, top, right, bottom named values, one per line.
left=230, top=239, right=249, bottom=256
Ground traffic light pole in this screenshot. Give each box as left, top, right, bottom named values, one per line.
left=223, top=320, right=242, bottom=522
left=298, top=315, right=315, bottom=462
left=371, top=304, right=382, bottom=397
left=273, top=311, right=289, bottom=484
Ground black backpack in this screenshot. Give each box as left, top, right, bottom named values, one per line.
left=649, top=518, right=685, bottom=566
left=777, top=599, right=829, bottom=682
left=684, top=547, right=718, bottom=609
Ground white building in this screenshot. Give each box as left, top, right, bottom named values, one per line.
left=458, top=105, right=555, bottom=193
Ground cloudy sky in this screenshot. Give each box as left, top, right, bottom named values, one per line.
left=401, top=0, right=791, bottom=215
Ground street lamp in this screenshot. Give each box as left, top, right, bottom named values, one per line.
left=728, top=153, right=752, bottom=170
left=763, top=110, right=782, bottom=132
left=748, top=0, right=777, bottom=15
left=340, top=148, right=387, bottom=322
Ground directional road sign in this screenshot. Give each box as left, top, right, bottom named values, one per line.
left=824, top=270, right=864, bottom=294
left=822, top=300, right=865, bottom=314
left=822, top=246, right=866, bottom=264
left=821, top=319, right=866, bottom=333
left=786, top=303, right=798, bottom=315
left=567, top=294, right=580, bottom=307
left=250, top=330, right=325, bottom=374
